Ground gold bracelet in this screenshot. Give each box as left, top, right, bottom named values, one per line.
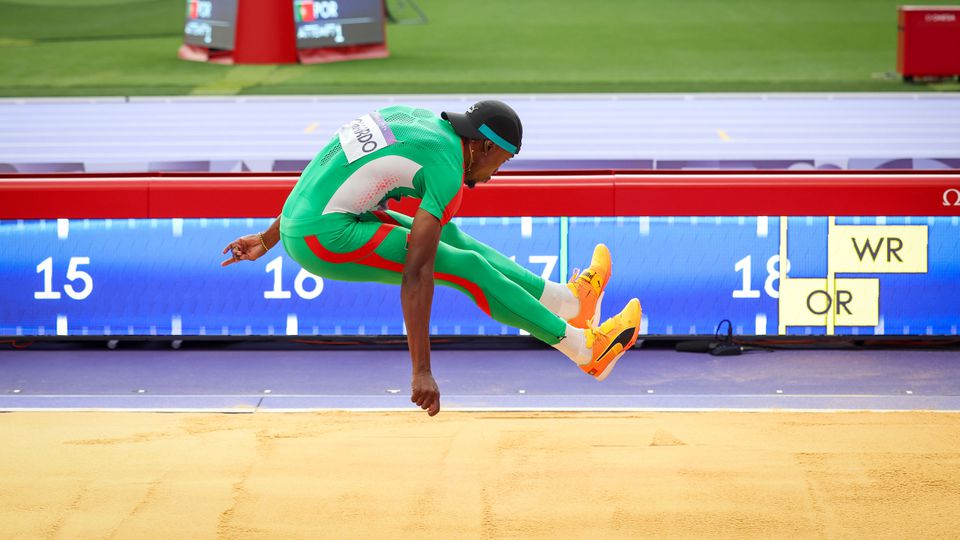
left=258, top=232, right=269, bottom=252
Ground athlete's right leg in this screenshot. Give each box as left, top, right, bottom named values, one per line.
left=369, top=210, right=609, bottom=328
left=367, top=210, right=544, bottom=297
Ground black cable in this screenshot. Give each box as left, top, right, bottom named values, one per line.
left=676, top=319, right=775, bottom=355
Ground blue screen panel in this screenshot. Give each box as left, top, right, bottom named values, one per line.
left=2, top=215, right=957, bottom=337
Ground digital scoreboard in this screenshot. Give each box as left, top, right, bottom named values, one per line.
left=293, top=0, right=385, bottom=49
left=182, top=0, right=238, bottom=50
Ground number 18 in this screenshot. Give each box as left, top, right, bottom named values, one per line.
left=732, top=254, right=789, bottom=299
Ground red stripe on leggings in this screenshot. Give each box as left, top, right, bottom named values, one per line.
left=305, top=222, right=491, bottom=317
left=304, top=224, right=393, bottom=264
left=435, top=270, right=490, bottom=316
left=372, top=210, right=402, bottom=227
left=361, top=252, right=406, bottom=274
left=359, top=254, right=492, bottom=317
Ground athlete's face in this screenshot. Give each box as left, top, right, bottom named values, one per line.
left=464, top=139, right=513, bottom=189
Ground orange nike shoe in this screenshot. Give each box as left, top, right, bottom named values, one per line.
left=580, top=298, right=642, bottom=381
left=566, top=243, right=612, bottom=329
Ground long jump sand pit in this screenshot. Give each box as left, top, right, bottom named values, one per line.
left=2, top=411, right=959, bottom=539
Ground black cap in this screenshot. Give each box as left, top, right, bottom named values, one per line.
left=441, top=100, right=522, bottom=154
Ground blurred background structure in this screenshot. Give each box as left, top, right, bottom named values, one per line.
left=1, top=0, right=958, bottom=96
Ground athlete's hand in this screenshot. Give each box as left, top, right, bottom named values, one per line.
left=411, top=371, right=441, bottom=416
left=221, top=234, right=268, bottom=267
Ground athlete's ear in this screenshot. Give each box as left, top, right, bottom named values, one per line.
left=484, top=139, right=495, bottom=155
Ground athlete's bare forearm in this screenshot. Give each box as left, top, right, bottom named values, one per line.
left=261, top=216, right=281, bottom=250
left=402, top=268, right=441, bottom=416
left=401, top=269, right=434, bottom=374
left=402, top=208, right=443, bottom=416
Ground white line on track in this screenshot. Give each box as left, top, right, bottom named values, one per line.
left=5, top=138, right=960, bottom=149
left=3, top=407, right=958, bottom=414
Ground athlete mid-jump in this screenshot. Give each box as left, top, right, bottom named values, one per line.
left=222, top=100, right=642, bottom=416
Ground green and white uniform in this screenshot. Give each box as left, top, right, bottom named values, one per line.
left=280, top=105, right=566, bottom=344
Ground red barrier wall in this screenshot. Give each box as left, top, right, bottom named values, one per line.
left=2, top=171, right=959, bottom=219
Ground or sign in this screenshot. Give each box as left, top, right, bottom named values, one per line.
left=779, top=278, right=880, bottom=327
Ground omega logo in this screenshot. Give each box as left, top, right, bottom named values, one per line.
left=943, top=188, right=960, bottom=207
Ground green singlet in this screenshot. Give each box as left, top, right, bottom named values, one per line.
left=280, top=105, right=566, bottom=344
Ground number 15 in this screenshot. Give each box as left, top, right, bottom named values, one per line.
left=35, top=257, right=94, bottom=300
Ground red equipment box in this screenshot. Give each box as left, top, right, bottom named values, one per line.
left=897, top=5, right=960, bottom=79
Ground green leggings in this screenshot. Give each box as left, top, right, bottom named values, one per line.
left=280, top=210, right=566, bottom=344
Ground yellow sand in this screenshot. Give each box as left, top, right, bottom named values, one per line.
left=2, top=411, right=959, bottom=539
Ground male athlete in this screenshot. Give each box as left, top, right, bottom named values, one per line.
left=222, top=101, right=642, bottom=416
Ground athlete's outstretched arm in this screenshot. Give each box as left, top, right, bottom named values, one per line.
left=221, top=216, right=280, bottom=266
left=402, top=208, right=443, bottom=416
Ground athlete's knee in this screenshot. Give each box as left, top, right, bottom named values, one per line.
left=443, top=222, right=488, bottom=256
left=450, top=251, right=499, bottom=283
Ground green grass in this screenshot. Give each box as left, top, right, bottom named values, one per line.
left=1, top=0, right=957, bottom=96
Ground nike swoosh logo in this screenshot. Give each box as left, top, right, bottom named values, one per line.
left=596, top=327, right=636, bottom=363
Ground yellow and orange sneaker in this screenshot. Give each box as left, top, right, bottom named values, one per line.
left=566, top=243, right=612, bottom=328
left=580, top=298, right=642, bottom=381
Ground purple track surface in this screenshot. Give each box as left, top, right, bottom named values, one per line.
left=2, top=93, right=960, bottom=173
left=2, top=348, right=959, bottom=412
